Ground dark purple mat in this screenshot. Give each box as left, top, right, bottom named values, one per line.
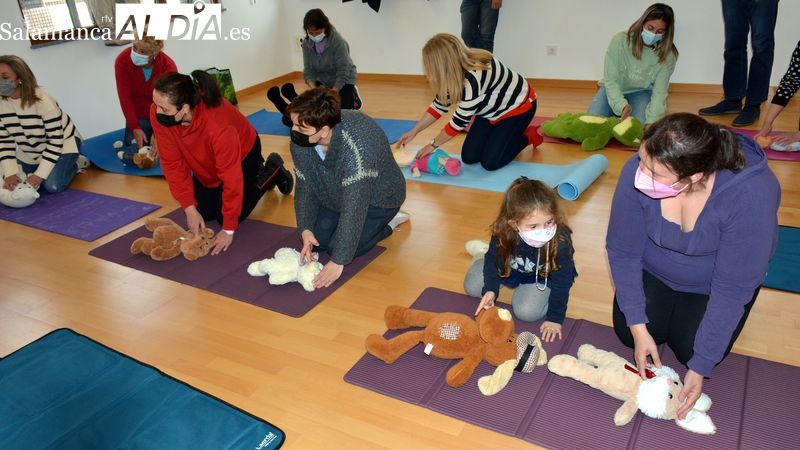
left=88, top=209, right=385, bottom=317
left=344, top=287, right=800, bottom=449
left=0, top=189, right=160, bottom=241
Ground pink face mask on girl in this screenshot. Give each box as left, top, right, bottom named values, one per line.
left=634, top=166, right=687, bottom=199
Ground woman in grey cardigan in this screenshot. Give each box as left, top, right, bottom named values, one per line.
left=286, top=87, right=408, bottom=289
left=267, top=9, right=361, bottom=122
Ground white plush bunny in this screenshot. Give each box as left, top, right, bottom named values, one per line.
left=247, top=247, right=323, bottom=292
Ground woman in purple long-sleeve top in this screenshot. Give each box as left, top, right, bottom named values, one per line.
left=606, top=113, right=780, bottom=421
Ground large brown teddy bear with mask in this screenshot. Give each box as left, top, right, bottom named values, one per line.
left=365, top=305, right=518, bottom=388
left=130, top=217, right=214, bottom=261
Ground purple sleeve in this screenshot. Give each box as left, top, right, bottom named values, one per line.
left=605, top=155, right=649, bottom=325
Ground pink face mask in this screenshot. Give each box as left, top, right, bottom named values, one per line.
left=634, top=166, right=687, bottom=199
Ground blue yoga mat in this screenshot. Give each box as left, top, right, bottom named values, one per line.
left=80, top=129, right=163, bottom=176
left=403, top=153, right=609, bottom=200
left=0, top=189, right=160, bottom=241
left=763, top=225, right=800, bottom=294
left=246, top=109, right=415, bottom=144
left=0, top=329, right=285, bottom=450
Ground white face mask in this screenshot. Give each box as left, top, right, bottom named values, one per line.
left=308, top=32, right=326, bottom=43
left=519, top=225, right=557, bottom=248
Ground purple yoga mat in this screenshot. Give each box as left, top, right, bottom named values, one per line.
left=0, top=189, right=160, bottom=241
left=344, top=287, right=800, bottom=449
left=89, top=209, right=385, bottom=317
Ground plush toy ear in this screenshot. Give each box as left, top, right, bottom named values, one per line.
left=676, top=410, right=716, bottom=435
left=478, top=359, right=516, bottom=396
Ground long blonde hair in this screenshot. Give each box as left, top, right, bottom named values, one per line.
left=422, top=33, right=492, bottom=106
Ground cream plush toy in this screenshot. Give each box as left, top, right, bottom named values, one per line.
left=247, top=247, right=323, bottom=292
left=0, top=181, right=39, bottom=208
left=547, top=344, right=716, bottom=435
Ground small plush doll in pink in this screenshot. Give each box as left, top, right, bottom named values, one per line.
left=410, top=149, right=462, bottom=177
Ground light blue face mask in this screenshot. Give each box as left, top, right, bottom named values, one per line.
left=130, top=49, right=150, bottom=67
left=0, top=78, right=16, bottom=96
left=641, top=29, right=663, bottom=46
left=308, top=32, right=326, bottom=43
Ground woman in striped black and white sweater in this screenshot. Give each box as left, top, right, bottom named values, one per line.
left=0, top=55, right=81, bottom=195
left=396, top=33, right=541, bottom=171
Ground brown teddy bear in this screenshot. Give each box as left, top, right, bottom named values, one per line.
left=365, top=305, right=517, bottom=388
left=547, top=344, right=716, bottom=434
left=130, top=217, right=214, bottom=261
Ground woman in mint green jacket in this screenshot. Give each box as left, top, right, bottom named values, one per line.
left=587, top=3, right=678, bottom=126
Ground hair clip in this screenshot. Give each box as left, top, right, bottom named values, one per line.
left=517, top=176, right=529, bottom=181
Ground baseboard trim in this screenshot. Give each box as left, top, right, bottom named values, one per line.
left=238, top=72, right=730, bottom=96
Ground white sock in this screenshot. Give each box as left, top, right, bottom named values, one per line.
left=388, top=210, right=410, bottom=230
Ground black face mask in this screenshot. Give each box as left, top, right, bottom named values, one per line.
left=156, top=112, right=181, bottom=127
left=290, top=129, right=319, bottom=147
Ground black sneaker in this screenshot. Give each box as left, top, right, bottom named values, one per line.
left=698, top=99, right=742, bottom=116
left=256, top=153, right=294, bottom=195
left=731, top=104, right=760, bottom=127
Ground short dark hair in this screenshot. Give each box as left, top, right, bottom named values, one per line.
left=286, top=86, right=341, bottom=129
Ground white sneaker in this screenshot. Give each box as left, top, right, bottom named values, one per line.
left=388, top=210, right=410, bottom=230
left=76, top=154, right=90, bottom=171
left=465, top=240, right=490, bottom=258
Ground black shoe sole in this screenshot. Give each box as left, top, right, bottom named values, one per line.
left=698, top=108, right=741, bottom=116
left=281, top=83, right=298, bottom=101
left=267, top=86, right=288, bottom=113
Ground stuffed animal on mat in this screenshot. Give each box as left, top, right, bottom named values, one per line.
left=247, top=247, right=323, bottom=292
left=541, top=113, right=643, bottom=151
left=0, top=179, right=39, bottom=208
left=547, top=344, right=716, bottom=434
left=477, top=330, right=548, bottom=395
left=130, top=217, right=214, bottom=261
left=365, top=305, right=518, bottom=388
left=132, top=146, right=158, bottom=170
left=410, top=148, right=462, bottom=177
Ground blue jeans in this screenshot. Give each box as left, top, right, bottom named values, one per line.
left=19, top=139, right=81, bottom=194
left=460, top=0, right=499, bottom=52
left=461, top=100, right=536, bottom=171
left=721, top=0, right=779, bottom=106
left=122, top=118, right=154, bottom=152
left=587, top=85, right=651, bottom=124
left=312, top=204, right=399, bottom=260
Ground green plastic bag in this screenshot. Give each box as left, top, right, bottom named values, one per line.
left=206, top=67, right=238, bottom=105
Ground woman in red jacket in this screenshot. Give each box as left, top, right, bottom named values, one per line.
left=151, top=70, right=293, bottom=255
left=114, top=37, right=176, bottom=159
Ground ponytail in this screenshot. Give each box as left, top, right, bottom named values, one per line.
left=153, top=69, right=222, bottom=110
left=715, top=125, right=746, bottom=171
left=190, top=69, right=222, bottom=107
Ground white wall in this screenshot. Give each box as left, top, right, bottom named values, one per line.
left=0, top=0, right=289, bottom=137
left=286, top=0, right=799, bottom=86
left=2, top=0, right=797, bottom=137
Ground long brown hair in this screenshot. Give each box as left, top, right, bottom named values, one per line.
left=626, top=3, right=679, bottom=62
left=422, top=33, right=492, bottom=106
left=491, top=178, right=573, bottom=278
left=0, top=55, right=40, bottom=108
